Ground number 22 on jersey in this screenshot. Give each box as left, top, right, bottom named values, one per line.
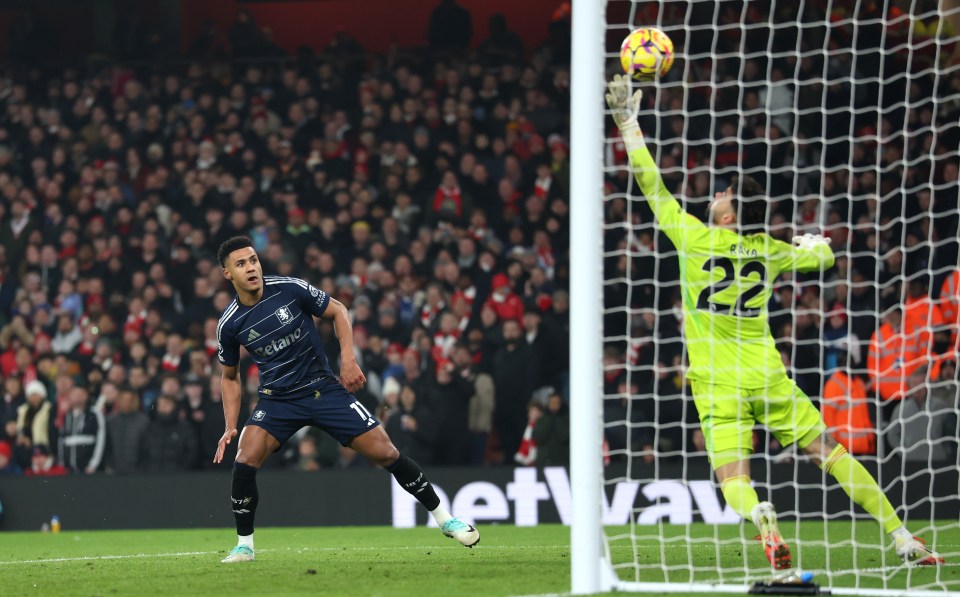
left=696, top=257, right=767, bottom=318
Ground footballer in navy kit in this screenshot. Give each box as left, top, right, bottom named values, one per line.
left=213, top=236, right=479, bottom=563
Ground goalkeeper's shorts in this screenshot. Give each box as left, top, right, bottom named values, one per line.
left=690, top=378, right=825, bottom=469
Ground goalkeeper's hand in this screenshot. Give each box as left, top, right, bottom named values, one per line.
left=792, top=233, right=831, bottom=250
left=605, top=74, right=643, bottom=131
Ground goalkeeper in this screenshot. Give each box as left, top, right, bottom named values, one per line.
left=605, top=75, right=943, bottom=569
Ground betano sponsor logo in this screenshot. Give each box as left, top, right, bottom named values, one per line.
left=391, top=467, right=739, bottom=528
left=251, top=327, right=302, bottom=357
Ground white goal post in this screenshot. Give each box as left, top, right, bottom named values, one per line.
left=568, top=0, right=606, bottom=591
left=571, top=0, right=960, bottom=595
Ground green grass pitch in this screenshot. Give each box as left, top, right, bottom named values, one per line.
left=1, top=523, right=957, bottom=596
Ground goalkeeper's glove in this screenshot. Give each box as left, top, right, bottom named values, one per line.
left=605, top=74, right=643, bottom=134
left=792, top=233, right=831, bottom=250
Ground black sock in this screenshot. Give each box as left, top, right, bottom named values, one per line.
left=231, top=462, right=259, bottom=536
left=386, top=453, right=441, bottom=511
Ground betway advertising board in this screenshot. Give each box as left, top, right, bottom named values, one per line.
left=0, top=462, right=953, bottom=530
left=392, top=467, right=739, bottom=527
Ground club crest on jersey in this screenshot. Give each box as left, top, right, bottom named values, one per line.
left=252, top=410, right=265, bottom=421
left=275, top=306, right=294, bottom=324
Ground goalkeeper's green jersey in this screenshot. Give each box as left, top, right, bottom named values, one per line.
left=626, top=139, right=835, bottom=389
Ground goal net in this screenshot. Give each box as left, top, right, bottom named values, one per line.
left=572, top=0, right=960, bottom=595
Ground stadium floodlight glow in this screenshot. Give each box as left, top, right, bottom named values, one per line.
left=571, top=0, right=960, bottom=594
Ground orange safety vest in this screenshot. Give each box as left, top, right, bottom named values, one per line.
left=941, top=270, right=960, bottom=341
left=901, top=295, right=945, bottom=370
left=822, top=371, right=876, bottom=455
left=867, top=322, right=907, bottom=401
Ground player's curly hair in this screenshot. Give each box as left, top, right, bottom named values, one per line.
left=217, top=236, right=255, bottom=266
left=729, top=175, right=767, bottom=233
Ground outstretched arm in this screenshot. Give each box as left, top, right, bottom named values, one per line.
left=606, top=75, right=704, bottom=244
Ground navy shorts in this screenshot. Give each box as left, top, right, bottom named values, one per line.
left=245, top=377, right=380, bottom=446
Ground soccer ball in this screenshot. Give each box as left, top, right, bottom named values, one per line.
left=620, top=27, right=674, bottom=82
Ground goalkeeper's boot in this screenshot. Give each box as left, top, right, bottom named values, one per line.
left=896, top=535, right=944, bottom=566
left=441, top=517, right=480, bottom=548
left=221, top=544, right=255, bottom=563
left=753, top=501, right=791, bottom=570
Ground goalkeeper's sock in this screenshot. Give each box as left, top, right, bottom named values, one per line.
left=720, top=475, right=761, bottom=521
left=386, top=452, right=442, bottom=512
left=231, top=462, right=259, bottom=537
left=822, top=444, right=903, bottom=534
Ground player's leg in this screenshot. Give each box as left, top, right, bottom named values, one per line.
left=692, top=381, right=761, bottom=519
left=764, top=379, right=943, bottom=565
left=801, top=432, right=943, bottom=565
left=222, top=425, right=279, bottom=563
left=223, top=399, right=302, bottom=563
left=694, top=381, right=790, bottom=570
left=321, top=388, right=480, bottom=547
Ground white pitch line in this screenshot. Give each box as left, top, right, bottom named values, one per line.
left=0, top=544, right=570, bottom=566
left=0, top=551, right=218, bottom=565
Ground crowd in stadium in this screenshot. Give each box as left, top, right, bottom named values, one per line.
left=0, top=0, right=958, bottom=478
left=0, top=3, right=575, bottom=476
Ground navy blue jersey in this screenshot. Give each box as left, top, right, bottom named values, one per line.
left=217, top=276, right=333, bottom=397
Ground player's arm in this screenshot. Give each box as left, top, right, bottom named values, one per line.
left=321, top=297, right=367, bottom=394
left=214, top=316, right=242, bottom=464
left=605, top=75, right=704, bottom=244
left=215, top=364, right=240, bottom=464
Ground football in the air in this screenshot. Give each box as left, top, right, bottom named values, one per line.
left=620, top=27, right=674, bottom=81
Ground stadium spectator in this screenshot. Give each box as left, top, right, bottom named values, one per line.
left=929, top=358, right=959, bottom=462
left=141, top=394, right=199, bottom=472
left=228, top=9, right=266, bottom=59
left=531, top=391, right=569, bottom=466
left=428, top=0, right=473, bottom=54
left=522, top=304, right=565, bottom=397
left=867, top=304, right=907, bottom=414
left=16, top=380, right=56, bottom=469
left=492, top=319, right=538, bottom=463
left=1, top=374, right=24, bottom=427
left=902, top=278, right=946, bottom=371
left=24, top=445, right=68, bottom=477
left=484, top=273, right=525, bottom=323
left=453, top=342, right=494, bottom=465
left=477, top=13, right=524, bottom=66
left=105, top=387, right=149, bottom=474
left=821, top=339, right=875, bottom=456
left=59, top=387, right=105, bottom=474
left=0, top=431, right=19, bottom=475
left=422, top=358, right=472, bottom=465
left=888, top=366, right=958, bottom=463
left=383, top=384, right=436, bottom=465
left=295, top=432, right=322, bottom=472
